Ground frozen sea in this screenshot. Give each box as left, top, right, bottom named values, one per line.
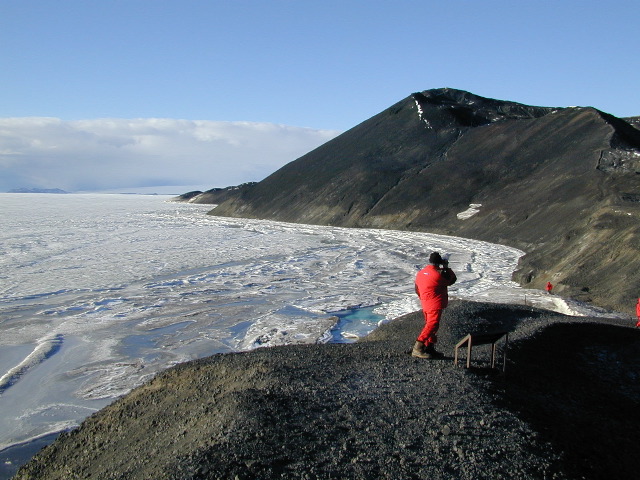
left=0, top=193, right=611, bottom=463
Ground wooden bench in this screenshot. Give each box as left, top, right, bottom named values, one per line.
left=454, top=331, right=509, bottom=371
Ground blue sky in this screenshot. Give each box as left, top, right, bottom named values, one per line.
left=1, top=0, right=638, bottom=192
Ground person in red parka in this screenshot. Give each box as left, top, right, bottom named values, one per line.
left=413, top=251, right=457, bottom=359
left=636, top=298, right=640, bottom=328
left=546, top=282, right=553, bottom=294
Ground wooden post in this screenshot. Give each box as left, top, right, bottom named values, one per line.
left=454, top=331, right=509, bottom=372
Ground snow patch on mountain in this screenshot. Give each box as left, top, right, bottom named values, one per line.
left=457, top=203, right=482, bottom=220
left=414, top=99, right=432, bottom=129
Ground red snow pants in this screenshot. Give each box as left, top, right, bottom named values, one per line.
left=417, top=308, right=443, bottom=346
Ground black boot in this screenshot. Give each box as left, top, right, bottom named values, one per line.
left=424, top=343, right=444, bottom=359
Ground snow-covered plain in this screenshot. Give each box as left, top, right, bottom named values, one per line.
left=0, top=193, right=607, bottom=452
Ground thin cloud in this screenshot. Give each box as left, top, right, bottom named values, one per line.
left=0, top=118, right=340, bottom=192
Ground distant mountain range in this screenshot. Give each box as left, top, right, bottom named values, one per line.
left=8, top=187, right=69, bottom=194
left=179, top=88, right=640, bottom=315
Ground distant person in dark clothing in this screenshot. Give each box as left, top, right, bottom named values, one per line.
left=413, top=252, right=457, bottom=359
left=546, top=282, right=553, bottom=294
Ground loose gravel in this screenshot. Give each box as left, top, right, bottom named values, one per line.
left=14, top=300, right=640, bottom=479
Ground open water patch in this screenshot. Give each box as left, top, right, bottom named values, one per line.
left=0, top=431, right=62, bottom=480
left=328, top=306, right=385, bottom=343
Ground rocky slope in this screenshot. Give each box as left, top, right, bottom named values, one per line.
left=207, top=89, right=640, bottom=314
left=173, top=182, right=257, bottom=205
left=625, top=116, right=640, bottom=130
left=15, top=300, right=640, bottom=479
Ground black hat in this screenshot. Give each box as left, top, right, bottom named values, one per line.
left=429, top=252, right=442, bottom=265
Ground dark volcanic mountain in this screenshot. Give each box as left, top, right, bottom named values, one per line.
left=173, top=182, right=256, bottom=204
left=209, top=88, right=640, bottom=314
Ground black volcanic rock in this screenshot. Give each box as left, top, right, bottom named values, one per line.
left=173, top=190, right=203, bottom=200
left=173, top=182, right=256, bottom=205
left=624, top=116, right=640, bottom=130
left=210, top=89, right=555, bottom=227
left=209, top=88, right=640, bottom=314
left=172, top=182, right=257, bottom=204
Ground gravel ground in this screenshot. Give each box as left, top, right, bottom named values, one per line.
left=14, top=300, right=640, bottom=479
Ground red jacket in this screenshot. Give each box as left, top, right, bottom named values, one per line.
left=636, top=299, right=640, bottom=318
left=415, top=264, right=457, bottom=310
